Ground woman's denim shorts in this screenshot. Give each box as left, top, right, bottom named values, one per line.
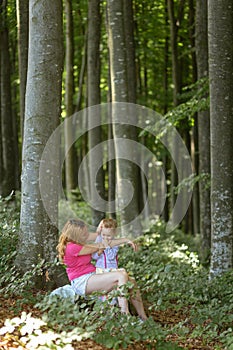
left=71, top=272, right=95, bottom=296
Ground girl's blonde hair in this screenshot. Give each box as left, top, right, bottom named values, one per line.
left=57, top=219, right=87, bottom=261
left=101, top=218, right=117, bottom=229
left=98, top=218, right=118, bottom=237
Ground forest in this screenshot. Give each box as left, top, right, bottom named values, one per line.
left=0, top=0, right=233, bottom=349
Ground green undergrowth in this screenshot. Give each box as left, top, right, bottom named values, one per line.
left=0, top=197, right=232, bottom=349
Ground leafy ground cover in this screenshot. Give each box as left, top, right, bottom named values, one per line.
left=0, top=197, right=232, bottom=349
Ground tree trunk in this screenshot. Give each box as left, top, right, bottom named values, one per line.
left=106, top=0, right=141, bottom=235
left=123, top=0, right=136, bottom=104
left=167, top=0, right=194, bottom=233
left=123, top=0, right=144, bottom=217
left=167, top=0, right=184, bottom=229
left=15, top=0, right=66, bottom=288
left=0, top=84, right=3, bottom=194
left=11, top=36, right=20, bottom=192
left=195, top=0, right=211, bottom=262
left=75, top=30, right=87, bottom=113
left=167, top=0, right=184, bottom=106
left=162, top=0, right=169, bottom=222
left=64, top=0, right=77, bottom=196
left=87, top=0, right=105, bottom=226
left=16, top=0, right=29, bottom=140
left=189, top=0, right=199, bottom=236
left=0, top=10, right=4, bottom=194
left=106, top=66, right=116, bottom=218
left=209, top=0, right=233, bottom=277
left=107, top=106, right=116, bottom=218
left=191, top=122, right=200, bottom=235
left=0, top=0, right=17, bottom=197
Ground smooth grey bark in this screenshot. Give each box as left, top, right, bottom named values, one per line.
left=75, top=30, right=87, bottom=113
left=15, top=0, right=67, bottom=288
left=191, top=123, right=200, bottom=235
left=106, top=70, right=116, bottom=218
left=195, top=0, right=211, bottom=262
left=106, top=0, right=128, bottom=102
left=64, top=0, right=76, bottom=195
left=16, top=0, right=29, bottom=140
left=87, top=0, right=105, bottom=226
left=106, top=0, right=141, bottom=235
left=107, top=111, right=116, bottom=218
left=123, top=0, right=144, bottom=218
left=0, top=0, right=17, bottom=197
left=11, top=44, right=20, bottom=192
left=0, top=107, right=2, bottom=195
left=0, top=7, right=3, bottom=194
left=162, top=0, right=169, bottom=222
left=209, top=0, right=233, bottom=277
left=167, top=0, right=185, bottom=229
left=167, top=0, right=184, bottom=106
left=123, top=0, right=136, bottom=104
left=189, top=0, right=199, bottom=236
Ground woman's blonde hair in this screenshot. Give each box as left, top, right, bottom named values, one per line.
left=57, top=219, right=87, bottom=261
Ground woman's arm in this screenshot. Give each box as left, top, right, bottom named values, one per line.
left=78, top=242, right=106, bottom=256
left=86, top=232, right=99, bottom=242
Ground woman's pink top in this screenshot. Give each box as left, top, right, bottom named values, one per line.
left=64, top=242, right=96, bottom=281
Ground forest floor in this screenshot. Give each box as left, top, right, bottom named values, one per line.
left=0, top=294, right=223, bottom=350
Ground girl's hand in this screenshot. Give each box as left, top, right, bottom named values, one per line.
left=96, top=220, right=104, bottom=235
left=127, top=240, right=138, bottom=252
left=102, top=238, right=112, bottom=248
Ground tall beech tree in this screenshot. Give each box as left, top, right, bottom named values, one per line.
left=195, top=0, right=211, bottom=262
left=0, top=0, right=17, bottom=197
left=167, top=0, right=184, bottom=106
left=0, top=4, right=4, bottom=194
left=106, top=0, right=141, bottom=234
left=123, top=0, right=136, bottom=104
left=167, top=0, right=187, bottom=230
left=87, top=0, right=105, bottom=226
left=16, top=0, right=29, bottom=139
left=15, top=0, right=66, bottom=287
left=209, top=0, right=233, bottom=277
left=0, top=114, right=2, bottom=195
left=189, top=0, right=199, bottom=236
left=64, top=0, right=77, bottom=196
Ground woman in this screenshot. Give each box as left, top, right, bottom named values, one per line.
left=57, top=218, right=147, bottom=320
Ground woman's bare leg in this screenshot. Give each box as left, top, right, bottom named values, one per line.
left=128, top=277, right=147, bottom=320
left=86, top=271, right=130, bottom=314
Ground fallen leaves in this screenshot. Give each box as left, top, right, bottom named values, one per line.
left=0, top=294, right=224, bottom=350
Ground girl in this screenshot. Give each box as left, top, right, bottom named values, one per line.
left=57, top=218, right=147, bottom=320
left=92, top=218, right=124, bottom=273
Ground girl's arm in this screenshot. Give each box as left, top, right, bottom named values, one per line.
left=108, top=237, right=137, bottom=251
left=79, top=237, right=137, bottom=256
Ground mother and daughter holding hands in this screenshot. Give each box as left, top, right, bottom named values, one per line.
left=57, top=218, right=148, bottom=321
